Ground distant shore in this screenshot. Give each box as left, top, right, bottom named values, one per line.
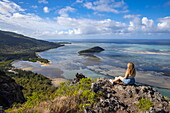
left=11, top=45, right=69, bottom=87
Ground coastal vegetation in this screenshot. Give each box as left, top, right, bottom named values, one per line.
left=22, top=57, right=50, bottom=64
left=54, top=78, right=98, bottom=110
left=0, top=60, right=13, bottom=68
left=5, top=77, right=100, bottom=112
left=7, top=69, right=56, bottom=97
left=4, top=76, right=170, bottom=113
left=4, top=69, right=57, bottom=112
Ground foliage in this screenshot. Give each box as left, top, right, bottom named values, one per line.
left=7, top=69, right=56, bottom=97
left=0, top=60, right=13, bottom=69
left=23, top=58, right=49, bottom=64
left=164, top=96, right=170, bottom=102
left=4, top=67, right=100, bottom=112
left=5, top=92, right=43, bottom=113
left=137, top=98, right=153, bottom=111
left=5, top=69, right=56, bottom=112
left=5, top=77, right=100, bottom=112
left=55, top=78, right=98, bottom=110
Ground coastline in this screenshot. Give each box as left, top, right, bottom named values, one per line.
left=12, top=59, right=68, bottom=87
left=12, top=60, right=170, bottom=97
left=11, top=43, right=170, bottom=97
left=37, top=60, right=52, bottom=67
left=35, top=52, right=69, bottom=86
left=11, top=45, right=69, bottom=87
left=13, top=58, right=170, bottom=91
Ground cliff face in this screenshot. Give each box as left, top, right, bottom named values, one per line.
left=0, top=71, right=25, bottom=109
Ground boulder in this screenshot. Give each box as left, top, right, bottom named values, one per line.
left=72, top=73, right=86, bottom=83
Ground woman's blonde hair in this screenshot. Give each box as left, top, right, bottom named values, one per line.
left=126, top=62, right=136, bottom=77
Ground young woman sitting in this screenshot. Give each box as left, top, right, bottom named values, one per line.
left=109, top=62, right=136, bottom=85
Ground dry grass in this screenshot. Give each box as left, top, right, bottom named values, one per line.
left=23, top=95, right=84, bottom=113
left=49, top=96, right=82, bottom=113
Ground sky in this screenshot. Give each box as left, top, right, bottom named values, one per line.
left=0, top=0, right=170, bottom=39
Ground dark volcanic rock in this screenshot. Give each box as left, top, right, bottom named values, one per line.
left=78, top=46, right=104, bottom=55
left=0, top=70, right=25, bottom=109
left=72, top=73, right=86, bottom=84
left=89, top=78, right=170, bottom=113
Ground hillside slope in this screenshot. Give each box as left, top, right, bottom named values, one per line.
left=14, top=74, right=170, bottom=113
left=0, top=30, right=61, bottom=61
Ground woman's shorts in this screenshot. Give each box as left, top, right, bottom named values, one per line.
left=123, top=78, right=135, bottom=84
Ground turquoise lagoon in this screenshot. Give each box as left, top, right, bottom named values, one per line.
left=13, top=39, right=170, bottom=97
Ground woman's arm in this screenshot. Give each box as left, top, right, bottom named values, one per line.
left=124, top=71, right=129, bottom=79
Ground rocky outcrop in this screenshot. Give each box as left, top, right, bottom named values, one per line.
left=89, top=79, right=170, bottom=113
left=73, top=74, right=170, bottom=113
left=78, top=46, right=104, bottom=55
left=0, top=70, right=25, bottom=109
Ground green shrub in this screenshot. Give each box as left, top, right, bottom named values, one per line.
left=23, top=57, right=49, bottom=64
left=5, top=73, right=99, bottom=112
left=7, top=69, right=56, bottom=98
left=164, top=96, right=170, bottom=102
left=137, top=98, right=153, bottom=111
left=55, top=78, right=98, bottom=110
left=5, top=69, right=56, bottom=112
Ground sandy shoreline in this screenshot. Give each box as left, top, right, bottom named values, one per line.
left=15, top=61, right=68, bottom=87
left=51, top=78, right=68, bottom=87
left=37, top=61, right=52, bottom=67
left=12, top=51, right=69, bottom=87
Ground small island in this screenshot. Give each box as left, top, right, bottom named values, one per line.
left=78, top=46, right=104, bottom=55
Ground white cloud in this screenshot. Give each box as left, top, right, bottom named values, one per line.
left=125, top=15, right=155, bottom=33
left=32, top=5, right=38, bottom=9
left=0, top=0, right=170, bottom=39
left=0, top=1, right=63, bottom=38
left=38, top=0, right=48, bottom=4
left=157, top=16, right=170, bottom=32
left=43, top=7, right=49, bottom=13
left=124, top=14, right=140, bottom=19
left=84, top=0, right=128, bottom=13
left=58, top=6, right=75, bottom=17
left=142, top=17, right=154, bottom=31
left=0, top=0, right=24, bottom=16
left=76, top=0, right=83, bottom=3
left=126, top=15, right=141, bottom=32
left=55, top=17, right=127, bottom=35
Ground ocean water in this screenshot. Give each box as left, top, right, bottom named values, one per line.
left=13, top=39, right=170, bottom=97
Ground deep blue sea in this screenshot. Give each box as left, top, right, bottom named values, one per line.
left=13, top=39, right=170, bottom=97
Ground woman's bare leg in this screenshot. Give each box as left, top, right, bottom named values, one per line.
left=112, top=76, right=124, bottom=82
